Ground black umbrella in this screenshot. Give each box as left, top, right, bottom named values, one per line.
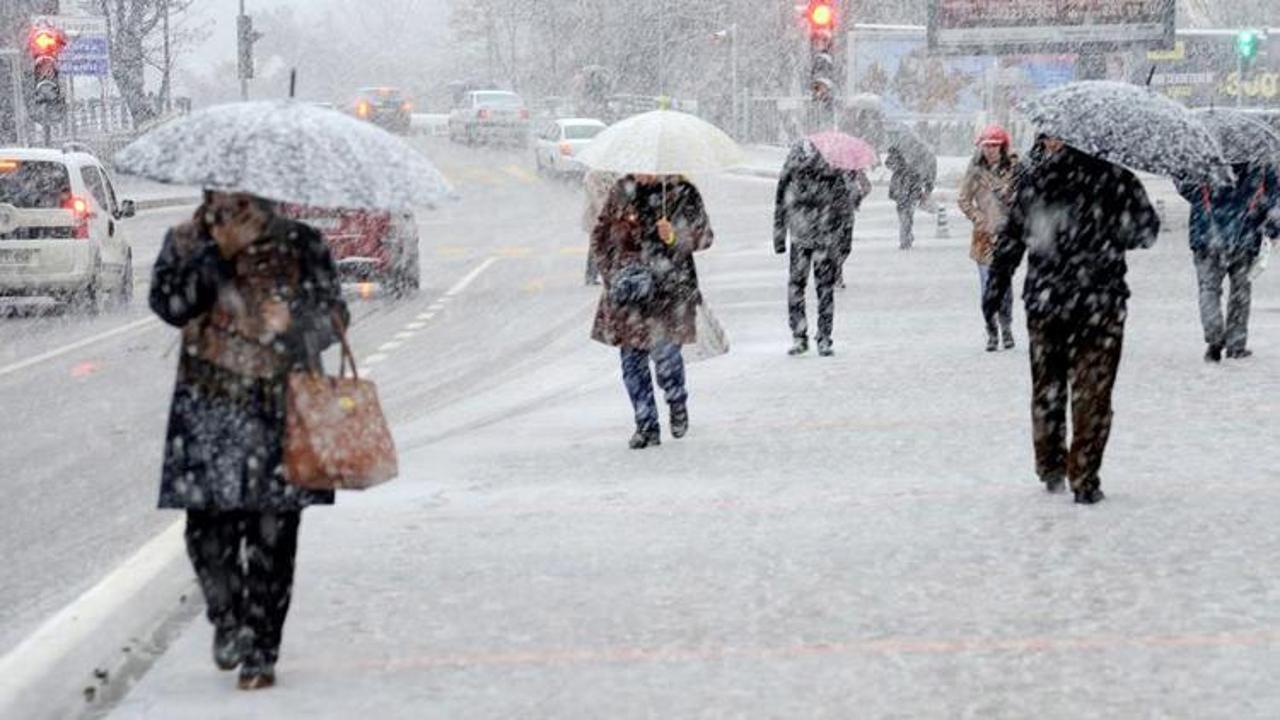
left=1020, top=81, right=1229, bottom=183
left=1193, top=108, right=1280, bottom=165
left=884, top=121, right=937, bottom=185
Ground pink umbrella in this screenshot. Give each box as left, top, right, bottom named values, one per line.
left=807, top=131, right=878, bottom=171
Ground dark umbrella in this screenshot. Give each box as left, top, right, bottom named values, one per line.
left=884, top=121, right=937, bottom=186
left=1020, top=81, right=1229, bottom=183
left=1193, top=108, right=1280, bottom=164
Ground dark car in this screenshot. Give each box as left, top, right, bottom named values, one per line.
left=353, top=87, right=413, bottom=134
left=278, top=204, right=420, bottom=297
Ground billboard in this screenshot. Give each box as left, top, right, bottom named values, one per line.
left=928, top=0, right=1176, bottom=55
left=1139, top=32, right=1280, bottom=109
left=849, top=32, right=994, bottom=118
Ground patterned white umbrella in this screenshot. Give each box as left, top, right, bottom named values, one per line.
left=1020, top=81, right=1229, bottom=184
left=114, top=100, right=453, bottom=210
left=577, top=110, right=744, bottom=176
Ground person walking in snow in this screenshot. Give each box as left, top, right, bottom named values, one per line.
left=985, top=136, right=1160, bottom=505
left=1176, top=162, right=1280, bottom=362
left=773, top=138, right=869, bottom=357
left=958, top=125, right=1020, bottom=352
left=886, top=145, right=935, bottom=250
left=150, top=191, right=349, bottom=690
left=591, top=174, right=714, bottom=449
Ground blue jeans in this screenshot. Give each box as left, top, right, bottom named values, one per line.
left=620, top=343, right=687, bottom=433
left=978, top=263, right=1013, bottom=333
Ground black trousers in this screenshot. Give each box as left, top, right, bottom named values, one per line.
left=185, top=509, right=301, bottom=665
left=1028, top=310, right=1125, bottom=493
left=789, top=245, right=838, bottom=342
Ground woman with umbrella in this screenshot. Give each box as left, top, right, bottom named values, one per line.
left=1178, top=110, right=1280, bottom=362
left=958, top=125, right=1020, bottom=352
left=150, top=192, right=349, bottom=689
left=590, top=173, right=714, bottom=448
left=116, top=99, right=450, bottom=689
left=577, top=109, right=739, bottom=448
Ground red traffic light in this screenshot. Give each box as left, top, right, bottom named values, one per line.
left=28, top=26, right=66, bottom=57
left=808, top=2, right=835, bottom=29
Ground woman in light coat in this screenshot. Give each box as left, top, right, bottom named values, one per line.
left=958, top=125, right=1020, bottom=351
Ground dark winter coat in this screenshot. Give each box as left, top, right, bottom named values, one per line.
left=150, top=212, right=349, bottom=511
left=986, top=146, right=1160, bottom=323
left=1177, top=163, right=1280, bottom=258
left=773, top=140, right=870, bottom=255
left=886, top=146, right=936, bottom=206
left=591, top=177, right=713, bottom=350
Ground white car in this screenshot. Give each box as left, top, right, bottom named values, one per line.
left=533, top=118, right=606, bottom=177
left=0, top=146, right=136, bottom=311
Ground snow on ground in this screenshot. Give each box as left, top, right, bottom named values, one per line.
left=106, top=165, right=1280, bottom=719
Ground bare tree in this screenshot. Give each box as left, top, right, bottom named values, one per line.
left=97, top=0, right=196, bottom=126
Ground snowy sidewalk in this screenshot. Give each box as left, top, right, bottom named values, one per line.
left=108, top=178, right=1280, bottom=719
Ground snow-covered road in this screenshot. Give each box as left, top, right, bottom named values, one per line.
left=4, top=137, right=1278, bottom=718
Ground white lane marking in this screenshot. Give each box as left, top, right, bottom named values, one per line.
left=444, top=256, right=500, bottom=297
left=0, top=519, right=184, bottom=712
left=415, top=313, right=436, bottom=321
left=365, top=353, right=389, bottom=365
left=394, top=331, right=415, bottom=340
left=428, top=304, right=446, bottom=312
left=406, top=322, right=427, bottom=330
left=378, top=341, right=403, bottom=352
left=0, top=317, right=159, bottom=381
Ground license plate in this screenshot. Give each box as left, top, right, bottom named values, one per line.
left=0, top=249, right=36, bottom=265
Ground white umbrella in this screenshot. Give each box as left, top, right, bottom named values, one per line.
left=114, top=100, right=453, bottom=210
left=577, top=110, right=744, bottom=176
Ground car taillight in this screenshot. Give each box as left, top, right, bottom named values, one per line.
left=357, top=101, right=371, bottom=118
left=64, top=195, right=91, bottom=239
left=519, top=108, right=530, bottom=120
left=401, top=101, right=413, bottom=112
left=559, top=141, right=573, bottom=156
left=477, top=108, right=490, bottom=120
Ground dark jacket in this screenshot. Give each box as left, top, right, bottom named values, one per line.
left=1177, top=163, right=1280, bottom=257
left=886, top=146, right=936, bottom=205
left=591, top=177, right=713, bottom=350
left=773, top=140, right=870, bottom=255
left=150, top=213, right=349, bottom=511
left=986, top=146, right=1160, bottom=323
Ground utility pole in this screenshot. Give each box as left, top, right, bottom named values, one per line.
left=239, top=0, right=247, bottom=100
left=730, top=22, right=739, bottom=138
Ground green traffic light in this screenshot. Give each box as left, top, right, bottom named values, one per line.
left=1236, top=30, right=1261, bottom=59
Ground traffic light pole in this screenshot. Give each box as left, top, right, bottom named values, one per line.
left=239, top=0, right=248, bottom=101
left=1237, top=52, right=1243, bottom=108
left=2, top=49, right=27, bottom=147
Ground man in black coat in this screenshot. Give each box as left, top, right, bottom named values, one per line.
left=985, top=137, right=1160, bottom=505
left=774, top=140, right=869, bottom=357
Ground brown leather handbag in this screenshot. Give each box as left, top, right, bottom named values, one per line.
left=283, top=318, right=398, bottom=490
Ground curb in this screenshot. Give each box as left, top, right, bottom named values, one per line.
left=0, top=522, right=197, bottom=720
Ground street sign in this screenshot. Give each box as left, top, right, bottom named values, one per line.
left=927, top=0, right=1176, bottom=55
left=30, top=15, right=109, bottom=77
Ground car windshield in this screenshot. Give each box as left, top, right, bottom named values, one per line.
left=0, top=160, right=71, bottom=209
left=475, top=92, right=522, bottom=108
left=563, top=124, right=604, bottom=141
